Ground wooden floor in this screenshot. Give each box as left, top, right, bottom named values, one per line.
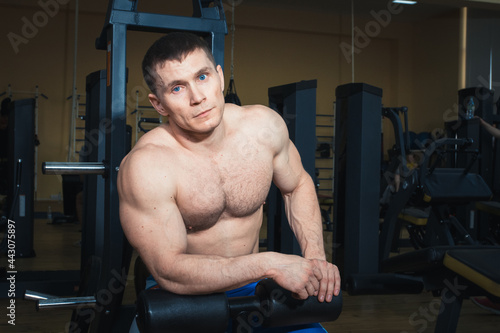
left=1, top=201, right=500, bottom=333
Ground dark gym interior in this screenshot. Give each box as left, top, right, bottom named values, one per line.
left=1, top=1, right=500, bottom=332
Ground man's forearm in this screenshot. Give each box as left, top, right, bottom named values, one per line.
left=153, top=251, right=277, bottom=295
left=282, top=174, right=326, bottom=260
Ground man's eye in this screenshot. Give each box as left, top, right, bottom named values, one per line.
left=199, top=74, right=207, bottom=81
left=173, top=86, right=181, bottom=92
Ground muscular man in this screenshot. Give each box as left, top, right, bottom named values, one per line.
left=118, top=32, right=340, bottom=332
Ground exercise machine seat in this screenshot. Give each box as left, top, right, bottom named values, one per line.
left=423, top=168, right=492, bottom=204
left=398, top=207, right=429, bottom=226
left=444, top=248, right=500, bottom=298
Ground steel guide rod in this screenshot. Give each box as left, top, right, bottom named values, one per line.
left=42, top=162, right=107, bottom=175
left=24, top=290, right=55, bottom=301
left=24, top=290, right=97, bottom=311
left=37, top=297, right=97, bottom=310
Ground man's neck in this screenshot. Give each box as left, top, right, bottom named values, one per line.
left=169, top=120, right=227, bottom=154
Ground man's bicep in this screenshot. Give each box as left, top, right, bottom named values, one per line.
left=121, top=198, right=189, bottom=290
left=120, top=196, right=186, bottom=254
left=272, top=139, right=306, bottom=195
left=118, top=160, right=187, bottom=273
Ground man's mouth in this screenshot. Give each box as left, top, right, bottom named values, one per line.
left=195, top=108, right=212, bottom=118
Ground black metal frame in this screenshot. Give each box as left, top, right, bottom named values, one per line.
left=5, top=99, right=36, bottom=258
left=333, top=83, right=383, bottom=278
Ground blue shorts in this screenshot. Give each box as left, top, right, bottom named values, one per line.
left=130, top=278, right=326, bottom=333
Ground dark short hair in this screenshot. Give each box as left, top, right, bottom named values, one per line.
left=142, top=32, right=216, bottom=96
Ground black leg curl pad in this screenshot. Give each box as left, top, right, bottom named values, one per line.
left=136, top=279, right=342, bottom=333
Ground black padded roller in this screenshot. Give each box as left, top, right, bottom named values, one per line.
left=253, top=279, right=342, bottom=328
left=137, top=279, right=343, bottom=333
left=136, top=289, right=230, bottom=333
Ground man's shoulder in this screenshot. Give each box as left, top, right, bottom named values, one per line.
left=131, top=125, right=176, bottom=155
left=118, top=140, right=178, bottom=199
left=120, top=132, right=177, bottom=177
left=225, top=104, right=288, bottom=154
left=234, top=103, right=275, bottom=115
left=226, top=103, right=284, bottom=126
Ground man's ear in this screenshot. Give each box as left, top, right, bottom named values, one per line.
left=148, top=93, right=169, bottom=117
left=216, top=65, right=224, bottom=93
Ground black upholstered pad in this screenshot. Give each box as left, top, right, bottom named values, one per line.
left=444, top=249, right=500, bottom=297
left=423, top=169, right=492, bottom=203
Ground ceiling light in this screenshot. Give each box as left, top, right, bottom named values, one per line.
left=393, top=0, right=417, bottom=4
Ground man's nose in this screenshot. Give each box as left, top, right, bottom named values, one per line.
left=190, top=85, right=206, bottom=105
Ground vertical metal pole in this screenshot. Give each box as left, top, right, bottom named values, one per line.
left=105, top=21, right=127, bottom=275
left=210, top=32, right=225, bottom=70
left=34, top=86, right=39, bottom=199
left=489, top=46, right=493, bottom=90
left=69, top=0, right=80, bottom=162
left=458, top=7, right=467, bottom=90
left=82, top=69, right=107, bottom=273
left=351, top=0, right=355, bottom=83
left=91, top=22, right=129, bottom=333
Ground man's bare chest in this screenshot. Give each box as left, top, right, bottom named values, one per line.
left=176, top=152, right=273, bottom=232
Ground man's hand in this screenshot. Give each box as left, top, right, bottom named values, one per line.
left=309, top=259, right=341, bottom=303
left=266, top=253, right=340, bottom=301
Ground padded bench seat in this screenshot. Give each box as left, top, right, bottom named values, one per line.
left=422, top=168, right=492, bottom=204
left=398, top=207, right=429, bottom=226
left=444, top=248, right=500, bottom=298
left=356, top=246, right=500, bottom=332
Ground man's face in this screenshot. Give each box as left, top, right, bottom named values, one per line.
left=149, top=48, right=225, bottom=136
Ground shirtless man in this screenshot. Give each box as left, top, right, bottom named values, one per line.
left=118, top=32, right=340, bottom=332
